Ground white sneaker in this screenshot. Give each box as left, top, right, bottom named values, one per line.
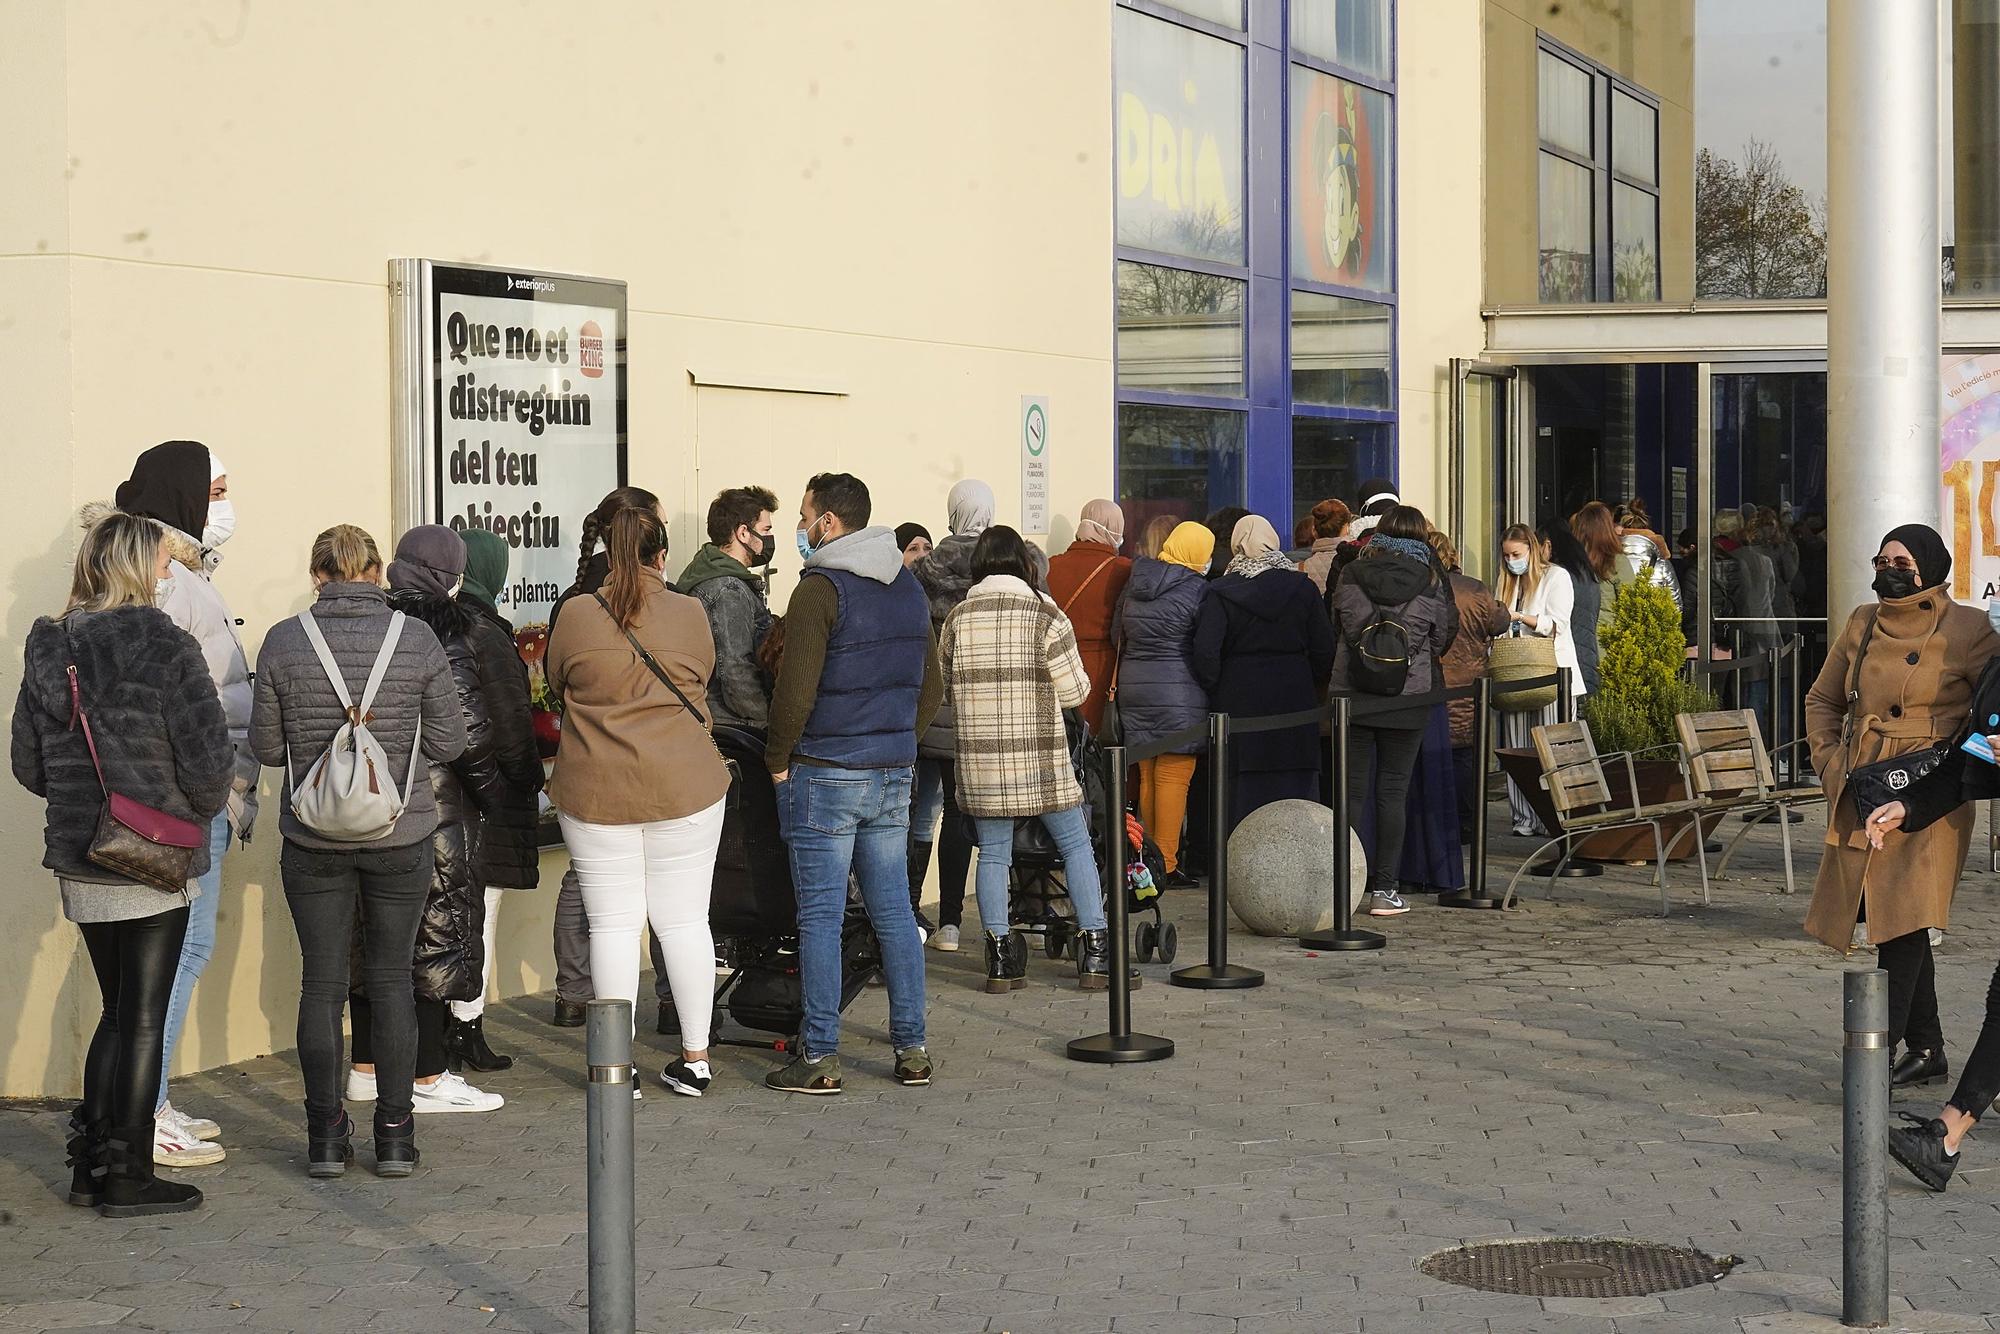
left=411, top=1071, right=504, bottom=1114
left=153, top=1117, right=225, bottom=1168
left=159, top=1102, right=220, bottom=1142
left=345, top=1067, right=378, bottom=1102
left=930, top=925, right=961, bottom=952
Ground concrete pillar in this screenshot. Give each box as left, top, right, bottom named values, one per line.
left=1827, top=0, right=1942, bottom=620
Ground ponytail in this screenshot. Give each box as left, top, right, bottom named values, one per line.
left=600, top=507, right=669, bottom=631
left=310, top=524, right=382, bottom=584
left=577, top=484, right=661, bottom=591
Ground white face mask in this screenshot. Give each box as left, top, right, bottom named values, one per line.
left=154, top=576, right=173, bottom=603
left=203, top=499, right=237, bottom=548
left=449, top=577, right=465, bottom=599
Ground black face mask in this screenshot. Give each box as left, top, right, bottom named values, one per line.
left=1873, top=568, right=1920, bottom=601
left=745, top=531, right=775, bottom=568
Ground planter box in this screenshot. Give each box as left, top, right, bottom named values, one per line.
left=1495, top=748, right=1723, bottom=863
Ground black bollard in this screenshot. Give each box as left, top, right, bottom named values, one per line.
left=1069, top=743, right=1175, bottom=1063
left=1842, top=968, right=1888, bottom=1327
left=1299, top=695, right=1385, bottom=951
left=1441, top=678, right=1505, bottom=910
left=1172, top=713, right=1264, bottom=988
left=585, top=1000, right=636, bottom=1334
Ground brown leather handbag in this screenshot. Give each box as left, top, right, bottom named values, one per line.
left=65, top=636, right=203, bottom=894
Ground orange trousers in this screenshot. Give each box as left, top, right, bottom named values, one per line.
left=1136, top=753, right=1198, bottom=873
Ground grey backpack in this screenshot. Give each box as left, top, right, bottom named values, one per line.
left=285, top=611, right=422, bottom=842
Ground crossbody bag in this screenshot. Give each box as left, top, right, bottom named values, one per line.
left=1841, top=607, right=1954, bottom=818
left=591, top=594, right=736, bottom=783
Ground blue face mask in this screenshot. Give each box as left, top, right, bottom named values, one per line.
left=1505, top=555, right=1529, bottom=576
left=796, top=514, right=825, bottom=562
left=1987, top=600, right=2000, bottom=636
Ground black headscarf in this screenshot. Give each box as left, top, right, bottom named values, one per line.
left=894, top=522, right=932, bottom=553
left=1878, top=523, right=1952, bottom=590
left=115, top=441, right=209, bottom=540
left=1203, top=506, right=1250, bottom=580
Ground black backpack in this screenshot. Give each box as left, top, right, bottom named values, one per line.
left=1349, top=606, right=1413, bottom=696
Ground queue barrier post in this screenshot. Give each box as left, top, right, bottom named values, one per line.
left=1068, top=743, right=1175, bottom=1063
left=585, top=999, right=636, bottom=1334
left=1298, top=694, right=1386, bottom=952
left=1440, top=676, right=1505, bottom=910
left=1172, top=712, right=1264, bottom=988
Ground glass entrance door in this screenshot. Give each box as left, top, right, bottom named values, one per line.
left=1451, top=360, right=1514, bottom=581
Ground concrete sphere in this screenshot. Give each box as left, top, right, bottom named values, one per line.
left=1226, top=800, right=1368, bottom=937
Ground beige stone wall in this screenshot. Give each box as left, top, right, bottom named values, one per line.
left=0, top=0, right=1115, bottom=1096
left=1484, top=0, right=1696, bottom=306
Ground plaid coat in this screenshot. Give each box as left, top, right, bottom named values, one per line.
left=939, top=575, right=1091, bottom=818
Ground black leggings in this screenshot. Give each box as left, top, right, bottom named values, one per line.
left=1347, top=723, right=1426, bottom=894
left=79, top=907, right=190, bottom=1130
left=914, top=760, right=973, bottom=929
left=1877, top=928, right=1944, bottom=1056
left=1950, top=959, right=2000, bottom=1119
left=352, top=994, right=448, bottom=1081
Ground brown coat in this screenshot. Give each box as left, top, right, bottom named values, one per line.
left=1046, top=539, right=1132, bottom=734
left=1803, top=592, right=2000, bottom=950
left=545, top=571, right=731, bottom=825
left=1441, top=570, right=1511, bottom=747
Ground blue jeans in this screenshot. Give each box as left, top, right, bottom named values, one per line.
left=156, top=812, right=230, bottom=1112
left=971, top=804, right=1108, bottom=936
left=913, top=760, right=946, bottom=840
left=777, top=765, right=927, bottom=1059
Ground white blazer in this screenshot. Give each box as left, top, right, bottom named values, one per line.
left=1505, top=564, right=1585, bottom=696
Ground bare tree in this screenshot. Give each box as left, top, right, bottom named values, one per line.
left=1696, top=139, right=1828, bottom=299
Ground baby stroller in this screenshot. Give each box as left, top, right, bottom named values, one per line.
left=656, top=724, right=882, bottom=1051
left=977, top=710, right=1173, bottom=965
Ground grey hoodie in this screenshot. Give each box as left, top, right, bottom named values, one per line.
left=805, top=525, right=904, bottom=584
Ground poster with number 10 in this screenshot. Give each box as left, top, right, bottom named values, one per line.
left=1941, top=353, right=2000, bottom=601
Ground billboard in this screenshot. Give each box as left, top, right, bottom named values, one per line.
left=1942, top=353, right=2000, bottom=601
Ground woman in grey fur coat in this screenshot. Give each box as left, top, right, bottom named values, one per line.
left=12, top=512, right=232, bottom=1217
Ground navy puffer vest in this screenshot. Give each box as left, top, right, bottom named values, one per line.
left=797, top=567, right=931, bottom=769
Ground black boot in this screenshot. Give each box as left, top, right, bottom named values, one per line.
left=308, top=1109, right=354, bottom=1180
left=551, top=999, right=586, bottom=1027
left=1075, top=930, right=1144, bottom=991
left=65, top=1106, right=106, bottom=1207
left=373, top=1114, right=420, bottom=1179
left=99, top=1123, right=202, bottom=1218
left=907, top=840, right=933, bottom=915
left=445, top=1016, right=515, bottom=1073
left=984, top=933, right=1011, bottom=994
left=1892, top=1047, right=1949, bottom=1089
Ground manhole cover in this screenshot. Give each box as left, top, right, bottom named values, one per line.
left=1421, top=1238, right=1727, bottom=1299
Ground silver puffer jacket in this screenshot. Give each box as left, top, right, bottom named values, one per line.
left=1619, top=532, right=1683, bottom=613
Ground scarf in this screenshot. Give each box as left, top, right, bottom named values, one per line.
left=1878, top=523, right=1951, bottom=589
left=1370, top=534, right=1434, bottom=566
left=1225, top=514, right=1294, bottom=578
left=1159, top=521, right=1215, bottom=574
left=947, top=479, right=995, bottom=537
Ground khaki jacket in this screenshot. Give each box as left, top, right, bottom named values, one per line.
left=1803, top=591, right=2000, bottom=949
left=546, top=571, right=731, bottom=825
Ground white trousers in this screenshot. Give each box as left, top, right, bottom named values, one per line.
left=448, top=886, right=506, bottom=1022
left=559, top=799, right=724, bottom=1051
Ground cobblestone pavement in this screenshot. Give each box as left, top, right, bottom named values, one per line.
left=10, top=809, right=2000, bottom=1332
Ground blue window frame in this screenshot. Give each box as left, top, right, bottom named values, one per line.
left=1115, top=0, right=1396, bottom=542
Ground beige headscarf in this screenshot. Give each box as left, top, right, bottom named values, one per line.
left=1226, top=514, right=1295, bottom=578
left=1076, top=498, right=1125, bottom=549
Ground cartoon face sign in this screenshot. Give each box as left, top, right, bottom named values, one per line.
left=1295, top=71, right=1378, bottom=288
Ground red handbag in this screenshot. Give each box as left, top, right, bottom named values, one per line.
left=66, top=653, right=203, bottom=894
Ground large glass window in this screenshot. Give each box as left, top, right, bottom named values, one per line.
left=1115, top=9, right=1246, bottom=265
left=1118, top=405, right=1246, bottom=528
left=1539, top=155, right=1594, bottom=303
left=1292, top=0, right=1391, bottom=80
left=1537, top=39, right=1661, bottom=303
left=1117, top=260, right=1247, bottom=397
left=1292, top=417, right=1393, bottom=516
left=1115, top=1, right=1396, bottom=534
left=1291, top=65, right=1392, bottom=293
left=1290, top=292, right=1389, bottom=409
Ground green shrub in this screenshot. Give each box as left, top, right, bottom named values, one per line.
left=1582, top=579, right=1716, bottom=755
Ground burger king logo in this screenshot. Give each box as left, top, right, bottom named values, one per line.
left=578, top=321, right=605, bottom=379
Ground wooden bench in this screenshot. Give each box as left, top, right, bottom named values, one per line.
left=1674, top=708, right=1824, bottom=896
left=1502, top=721, right=1713, bottom=917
